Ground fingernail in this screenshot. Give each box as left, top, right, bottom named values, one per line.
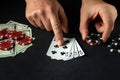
left=102, top=39, right=106, bottom=43
left=57, top=40, right=64, bottom=46
left=82, top=33, right=87, bottom=41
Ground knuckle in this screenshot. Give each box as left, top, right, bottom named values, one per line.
left=54, top=27, right=62, bottom=35
left=79, top=26, right=83, bottom=32
left=26, top=13, right=32, bottom=19
left=46, top=27, right=52, bottom=31
left=46, top=5, right=55, bottom=13
left=26, top=10, right=44, bottom=19
left=53, top=24, right=60, bottom=30
left=36, top=10, right=44, bottom=15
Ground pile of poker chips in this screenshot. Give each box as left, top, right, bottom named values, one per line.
left=0, top=20, right=35, bottom=58
left=85, top=32, right=120, bottom=53
left=86, top=33, right=102, bottom=46
left=107, top=35, right=120, bottom=53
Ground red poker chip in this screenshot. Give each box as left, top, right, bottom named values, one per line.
left=0, top=29, right=8, bottom=39
left=86, top=40, right=97, bottom=46
left=0, top=39, right=14, bottom=51
left=5, top=31, right=24, bottom=39
left=17, top=36, right=32, bottom=45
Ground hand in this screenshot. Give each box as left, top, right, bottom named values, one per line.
left=80, top=0, right=117, bottom=42
left=25, top=0, right=68, bottom=46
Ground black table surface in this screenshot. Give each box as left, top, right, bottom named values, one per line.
left=0, top=0, right=120, bottom=80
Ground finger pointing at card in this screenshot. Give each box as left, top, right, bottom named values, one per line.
left=50, top=5, right=68, bottom=46
left=25, top=0, right=68, bottom=46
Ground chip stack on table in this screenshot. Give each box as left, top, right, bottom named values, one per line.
left=46, top=37, right=85, bottom=61
left=0, top=20, right=35, bottom=58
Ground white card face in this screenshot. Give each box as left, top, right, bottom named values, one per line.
left=46, top=37, right=75, bottom=60
left=46, top=37, right=85, bottom=61
left=73, top=43, right=79, bottom=58
left=66, top=42, right=75, bottom=60
left=62, top=42, right=74, bottom=61
left=75, top=40, right=85, bottom=57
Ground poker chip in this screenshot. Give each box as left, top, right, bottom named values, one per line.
left=0, top=39, right=14, bottom=51
left=109, top=48, right=120, bottom=53
left=5, top=30, right=24, bottom=39
left=86, top=33, right=102, bottom=46
left=17, top=36, right=32, bottom=45
left=107, top=35, right=120, bottom=53
left=0, top=29, right=9, bottom=39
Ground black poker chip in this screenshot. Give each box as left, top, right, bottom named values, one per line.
left=86, top=33, right=102, bottom=46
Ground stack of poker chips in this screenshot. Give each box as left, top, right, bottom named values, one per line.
left=86, top=33, right=102, bottom=46
left=0, top=20, right=35, bottom=58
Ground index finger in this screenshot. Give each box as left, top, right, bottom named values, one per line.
left=50, top=13, right=64, bottom=46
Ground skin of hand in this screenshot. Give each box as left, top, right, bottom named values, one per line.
left=25, top=0, right=68, bottom=46
left=80, top=0, right=118, bottom=42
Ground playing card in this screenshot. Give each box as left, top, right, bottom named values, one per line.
left=75, top=39, right=85, bottom=57
left=46, top=37, right=75, bottom=60
left=73, top=43, right=79, bottom=58
left=46, top=36, right=85, bottom=61
left=63, top=42, right=74, bottom=61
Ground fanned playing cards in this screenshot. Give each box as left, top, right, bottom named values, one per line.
left=46, top=37, right=85, bottom=61
left=0, top=20, right=35, bottom=58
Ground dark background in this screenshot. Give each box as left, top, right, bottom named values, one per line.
left=0, top=0, right=120, bottom=80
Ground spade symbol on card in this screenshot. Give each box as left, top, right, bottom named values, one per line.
left=52, top=51, right=57, bottom=54
left=62, top=46, right=68, bottom=49
left=64, top=40, right=70, bottom=44
left=54, top=44, right=59, bottom=48
left=60, top=52, right=66, bottom=55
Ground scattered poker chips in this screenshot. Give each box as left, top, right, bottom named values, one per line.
left=107, top=35, right=120, bottom=53
left=86, top=33, right=102, bottom=46
left=0, top=20, right=35, bottom=58
left=5, top=30, right=24, bottom=39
